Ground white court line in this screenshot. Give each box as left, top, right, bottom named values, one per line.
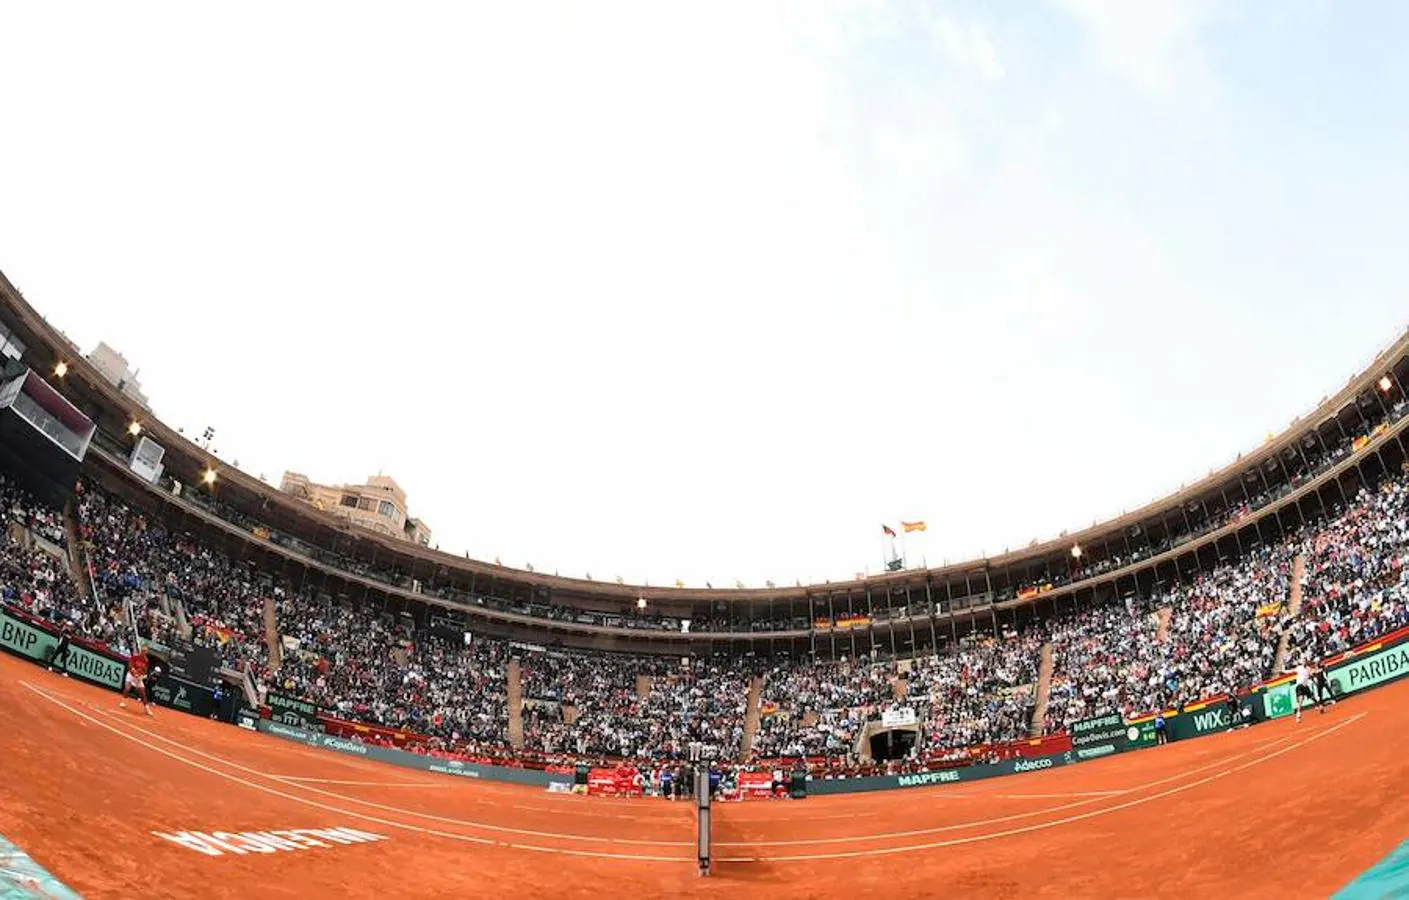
left=76, top=693, right=695, bottom=848
left=271, top=777, right=450, bottom=788
left=81, top=684, right=1310, bottom=854
left=714, top=732, right=1299, bottom=848
left=30, top=681, right=1360, bottom=866
left=509, top=804, right=690, bottom=822
left=23, top=682, right=691, bottom=864
left=717, top=713, right=1366, bottom=862
left=987, top=791, right=1125, bottom=799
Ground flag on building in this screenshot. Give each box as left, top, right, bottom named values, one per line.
left=882, top=524, right=897, bottom=538
left=902, top=521, right=927, bottom=533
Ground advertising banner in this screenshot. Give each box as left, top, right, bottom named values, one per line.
left=738, top=771, right=775, bottom=799
left=586, top=767, right=643, bottom=797
left=1328, top=641, right=1409, bottom=697
left=257, top=720, right=565, bottom=788
left=1125, top=719, right=1158, bottom=750
left=809, top=752, right=1071, bottom=796
left=1263, top=682, right=1298, bottom=720
left=266, top=691, right=324, bottom=731
left=1068, top=713, right=1128, bottom=760
left=1166, top=696, right=1257, bottom=740
left=0, top=607, right=127, bottom=690
left=148, top=675, right=217, bottom=718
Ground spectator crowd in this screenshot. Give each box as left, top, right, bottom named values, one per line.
left=6, top=455, right=1409, bottom=773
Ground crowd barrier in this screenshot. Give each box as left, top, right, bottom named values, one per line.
left=255, top=720, right=572, bottom=788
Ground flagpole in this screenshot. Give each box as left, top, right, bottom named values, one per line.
left=900, top=529, right=909, bottom=569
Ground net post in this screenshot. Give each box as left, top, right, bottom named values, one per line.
left=695, top=766, right=711, bottom=877
left=690, top=742, right=710, bottom=876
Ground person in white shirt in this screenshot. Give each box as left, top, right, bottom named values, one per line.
left=1292, top=663, right=1313, bottom=723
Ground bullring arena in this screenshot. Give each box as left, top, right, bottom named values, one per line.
left=3, top=648, right=1408, bottom=898
left=5, top=285, right=1409, bottom=900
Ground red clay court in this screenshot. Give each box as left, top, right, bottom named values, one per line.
left=3, top=652, right=1407, bottom=898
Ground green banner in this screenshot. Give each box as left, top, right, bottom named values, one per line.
left=1069, top=712, right=1129, bottom=759
left=1329, top=642, right=1409, bottom=697
left=1263, top=682, right=1298, bottom=720
left=63, top=644, right=127, bottom=690
left=267, top=691, right=323, bottom=731
left=0, top=608, right=127, bottom=690
left=1125, top=719, right=1157, bottom=750
left=809, top=752, right=1072, bottom=795
left=1165, top=696, right=1258, bottom=741
left=1176, top=704, right=1236, bottom=738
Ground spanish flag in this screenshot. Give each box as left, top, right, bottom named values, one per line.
left=902, top=521, right=927, bottom=533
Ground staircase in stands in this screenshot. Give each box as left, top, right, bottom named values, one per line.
left=507, top=659, right=525, bottom=749
left=1029, top=641, right=1054, bottom=737
left=1274, top=554, right=1307, bottom=672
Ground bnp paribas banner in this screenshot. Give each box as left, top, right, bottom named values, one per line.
left=1329, top=640, right=1409, bottom=697
left=0, top=607, right=127, bottom=690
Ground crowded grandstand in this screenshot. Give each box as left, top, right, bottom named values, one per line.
left=3, top=269, right=1409, bottom=785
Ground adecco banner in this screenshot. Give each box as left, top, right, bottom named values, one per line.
left=256, top=720, right=567, bottom=789
left=808, top=752, right=1071, bottom=796
left=0, top=607, right=127, bottom=690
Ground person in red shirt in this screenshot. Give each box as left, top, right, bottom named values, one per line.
left=119, top=650, right=155, bottom=717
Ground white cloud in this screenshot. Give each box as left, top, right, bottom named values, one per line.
left=930, top=16, right=1006, bottom=82
left=1053, top=0, right=1223, bottom=95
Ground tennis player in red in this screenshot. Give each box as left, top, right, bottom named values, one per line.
left=119, top=649, right=155, bottom=716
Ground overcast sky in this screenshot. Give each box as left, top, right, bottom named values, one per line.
left=2, top=1, right=1407, bottom=587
